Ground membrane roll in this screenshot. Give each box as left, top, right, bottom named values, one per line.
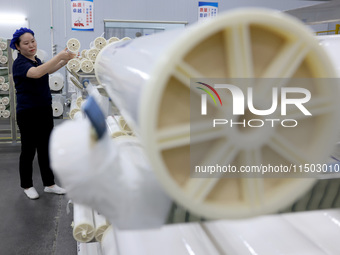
left=67, top=38, right=81, bottom=53
left=73, top=203, right=95, bottom=243
left=93, top=210, right=110, bottom=242
left=100, top=226, right=118, bottom=255
left=95, top=8, right=340, bottom=219
left=49, top=72, right=64, bottom=91
left=80, top=59, right=94, bottom=73
left=1, top=82, right=9, bottom=91
left=93, top=37, right=107, bottom=50
left=120, top=37, right=131, bottom=41
left=2, top=110, right=10, bottom=118
left=81, top=49, right=87, bottom=59
left=0, top=96, right=10, bottom=106
left=108, top=37, right=119, bottom=44
left=0, top=56, right=7, bottom=64
left=86, top=48, right=100, bottom=63
left=0, top=41, right=7, bottom=51
left=69, top=93, right=80, bottom=119
left=0, top=75, right=8, bottom=84
left=106, top=115, right=128, bottom=138
left=0, top=105, right=5, bottom=111
left=67, top=58, right=81, bottom=73
left=52, top=94, right=64, bottom=117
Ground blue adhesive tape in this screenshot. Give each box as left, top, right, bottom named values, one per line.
left=83, top=96, right=107, bottom=140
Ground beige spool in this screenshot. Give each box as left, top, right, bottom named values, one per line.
left=0, top=56, right=7, bottom=64
left=93, top=37, right=107, bottom=50
left=0, top=42, right=7, bottom=51
left=67, top=58, right=81, bottom=73
left=95, top=9, right=340, bottom=219
left=1, top=83, right=9, bottom=91
left=108, top=37, right=119, bottom=44
left=86, top=48, right=100, bottom=63
left=80, top=59, right=94, bottom=73
left=69, top=93, right=80, bottom=119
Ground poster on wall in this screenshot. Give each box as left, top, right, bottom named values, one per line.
left=71, top=0, right=94, bottom=31
left=198, top=2, right=218, bottom=22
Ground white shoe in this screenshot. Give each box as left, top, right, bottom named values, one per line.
left=24, top=187, right=39, bottom=199
left=44, top=184, right=66, bottom=195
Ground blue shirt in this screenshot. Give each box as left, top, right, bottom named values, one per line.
left=13, top=53, right=52, bottom=113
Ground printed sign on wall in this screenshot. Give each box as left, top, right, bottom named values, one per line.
left=198, top=2, right=218, bottom=22
left=71, top=0, right=94, bottom=31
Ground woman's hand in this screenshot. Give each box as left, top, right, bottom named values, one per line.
left=57, top=48, right=77, bottom=61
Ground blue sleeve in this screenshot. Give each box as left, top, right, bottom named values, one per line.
left=13, top=57, right=33, bottom=78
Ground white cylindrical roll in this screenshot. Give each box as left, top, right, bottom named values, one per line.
left=2, top=110, right=10, bottom=118
left=86, top=48, right=99, bottom=62
left=1, top=83, right=9, bottom=91
left=100, top=226, right=118, bottom=255
left=80, top=59, right=94, bottom=73
left=120, top=37, right=131, bottom=41
left=94, top=9, right=340, bottom=220
left=81, top=49, right=87, bottom=59
left=0, top=77, right=4, bottom=84
left=69, top=93, right=80, bottom=119
left=1, top=96, right=9, bottom=106
left=106, top=115, right=127, bottom=138
left=52, top=95, right=64, bottom=117
left=0, top=56, right=7, bottom=64
left=73, top=203, right=95, bottom=243
left=67, top=38, right=81, bottom=53
left=93, top=210, right=110, bottom=242
left=93, top=37, right=107, bottom=50
left=0, top=105, right=5, bottom=111
left=67, top=58, right=81, bottom=73
left=0, top=41, right=7, bottom=50
left=49, top=73, right=64, bottom=91
left=107, top=37, right=119, bottom=44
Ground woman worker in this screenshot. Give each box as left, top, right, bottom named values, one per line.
left=10, top=27, right=76, bottom=199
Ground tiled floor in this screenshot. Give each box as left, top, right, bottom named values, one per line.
left=0, top=144, right=76, bottom=255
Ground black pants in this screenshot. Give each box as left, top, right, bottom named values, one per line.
left=17, top=106, right=55, bottom=189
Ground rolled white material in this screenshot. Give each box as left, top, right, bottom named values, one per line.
left=0, top=41, right=7, bottom=50
left=0, top=56, right=7, bottom=64
left=49, top=72, right=64, bottom=91
left=101, top=226, right=118, bottom=255
left=108, top=37, right=119, bottom=44
left=318, top=35, right=340, bottom=76
left=50, top=119, right=172, bottom=230
left=0, top=75, right=8, bottom=84
left=1, top=82, right=9, bottom=91
left=94, top=210, right=110, bottom=242
left=67, top=58, right=81, bottom=73
left=73, top=203, right=95, bottom=243
left=52, top=95, right=64, bottom=117
left=120, top=37, right=131, bottom=41
left=106, top=115, right=128, bottom=138
left=80, top=59, right=94, bottom=73
left=0, top=105, right=5, bottom=111
left=81, top=49, right=87, bottom=59
left=69, top=93, right=80, bottom=119
left=67, top=38, right=81, bottom=53
left=86, top=48, right=100, bottom=62
left=1, top=96, right=9, bottom=106
left=93, top=37, right=107, bottom=50
left=2, top=110, right=10, bottom=118
left=94, top=9, right=340, bottom=220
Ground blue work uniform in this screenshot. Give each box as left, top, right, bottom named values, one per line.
left=12, top=53, right=55, bottom=189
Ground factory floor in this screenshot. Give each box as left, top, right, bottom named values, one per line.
left=0, top=144, right=76, bottom=255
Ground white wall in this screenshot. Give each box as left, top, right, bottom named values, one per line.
left=0, top=0, right=325, bottom=61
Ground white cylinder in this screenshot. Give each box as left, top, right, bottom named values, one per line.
left=2, top=110, right=10, bottom=118
left=52, top=95, right=64, bottom=117
left=73, top=203, right=95, bottom=243
left=1, top=96, right=9, bottom=106
left=107, top=37, right=119, bottom=44
left=67, top=38, right=81, bottom=53
left=93, top=210, right=110, bottom=242
left=0, top=56, right=7, bottom=64
left=100, top=226, right=118, bottom=255
left=49, top=72, right=64, bottom=91
left=76, top=89, right=84, bottom=108
left=69, top=93, right=80, bottom=119
left=94, top=8, right=340, bottom=220
left=67, top=58, right=81, bottom=73
left=0, top=105, right=5, bottom=111
left=0, top=41, right=7, bottom=50
left=80, top=59, right=94, bottom=73
left=1, top=82, right=9, bottom=91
